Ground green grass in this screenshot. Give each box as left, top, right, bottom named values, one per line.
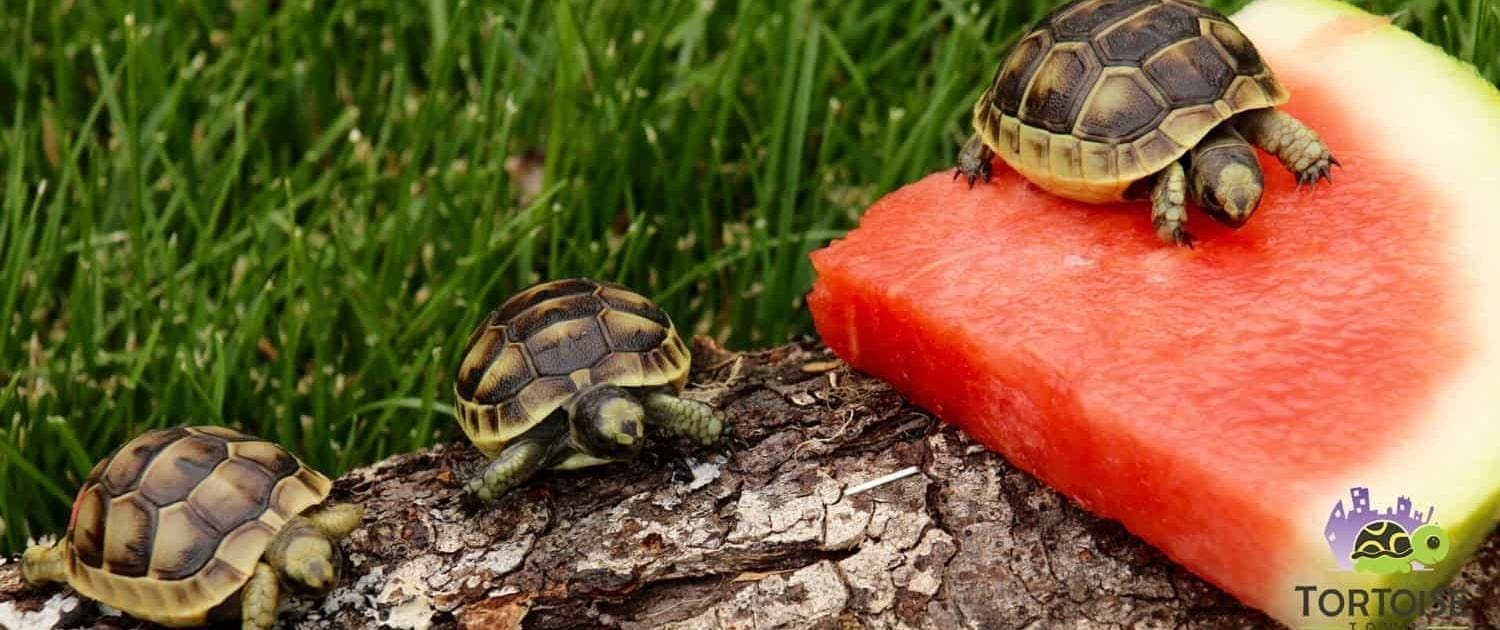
left=0, top=0, right=1495, bottom=553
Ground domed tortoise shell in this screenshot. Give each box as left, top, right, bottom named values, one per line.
left=61, top=426, right=331, bottom=626
left=454, top=278, right=691, bottom=455
left=974, top=0, right=1289, bottom=202
left=1351, top=520, right=1415, bottom=560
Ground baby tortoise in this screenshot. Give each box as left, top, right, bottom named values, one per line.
left=958, top=0, right=1337, bottom=245
left=453, top=277, right=726, bottom=501
left=21, top=426, right=362, bottom=629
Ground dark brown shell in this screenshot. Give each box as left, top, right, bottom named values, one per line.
left=61, top=426, right=331, bottom=625
left=1351, top=520, right=1414, bottom=559
left=453, top=278, right=691, bottom=455
left=974, top=0, right=1288, bottom=202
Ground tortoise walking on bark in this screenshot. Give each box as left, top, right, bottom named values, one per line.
left=20, top=426, right=363, bottom=629
left=957, top=0, right=1338, bottom=245
left=454, top=278, right=726, bottom=502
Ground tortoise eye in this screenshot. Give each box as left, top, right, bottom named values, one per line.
left=1425, top=536, right=1441, bottom=550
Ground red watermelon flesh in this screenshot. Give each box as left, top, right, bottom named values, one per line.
left=809, top=0, right=1500, bottom=624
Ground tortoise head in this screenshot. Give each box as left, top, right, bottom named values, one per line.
left=1409, top=524, right=1451, bottom=567
left=265, top=517, right=343, bottom=597
left=570, top=385, right=646, bottom=462
left=20, top=540, right=67, bottom=586
left=1203, top=163, right=1263, bottom=228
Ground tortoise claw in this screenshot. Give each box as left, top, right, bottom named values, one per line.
left=1176, top=230, right=1196, bottom=249
left=1295, top=155, right=1338, bottom=191
left=714, top=430, right=749, bottom=456
left=956, top=136, right=994, bottom=189
left=954, top=162, right=991, bottom=189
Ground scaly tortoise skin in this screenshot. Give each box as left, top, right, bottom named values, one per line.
left=20, top=426, right=363, bottom=629
left=454, top=278, right=725, bottom=501
left=960, top=0, right=1337, bottom=245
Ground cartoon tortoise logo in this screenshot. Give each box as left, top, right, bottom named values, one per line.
left=1324, top=487, right=1452, bottom=574
left=1349, top=520, right=1450, bottom=574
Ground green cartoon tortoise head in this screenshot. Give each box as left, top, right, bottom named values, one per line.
left=1407, top=523, right=1450, bottom=567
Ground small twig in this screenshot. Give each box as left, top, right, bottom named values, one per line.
left=843, top=466, right=922, bottom=498
left=697, top=355, right=745, bottom=391
left=799, top=360, right=842, bottom=374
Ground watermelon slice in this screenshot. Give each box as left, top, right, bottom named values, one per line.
left=808, top=0, right=1500, bottom=625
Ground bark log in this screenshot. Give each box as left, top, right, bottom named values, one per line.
left=2, top=339, right=1497, bottom=629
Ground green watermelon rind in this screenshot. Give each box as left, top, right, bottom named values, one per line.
left=1235, top=0, right=1500, bottom=624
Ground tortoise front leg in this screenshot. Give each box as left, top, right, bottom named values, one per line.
left=20, top=541, right=67, bottom=586
left=242, top=563, right=280, bottom=630
left=1151, top=162, right=1192, bottom=247
left=465, top=439, right=549, bottom=502
left=1235, top=108, right=1337, bottom=187
left=305, top=503, right=364, bottom=539
left=955, top=134, right=995, bottom=188
left=642, top=392, right=725, bottom=446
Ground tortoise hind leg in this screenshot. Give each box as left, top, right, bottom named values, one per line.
left=20, top=541, right=66, bottom=586
left=955, top=135, right=995, bottom=188
left=1235, top=108, right=1337, bottom=187
left=465, top=439, right=549, bottom=502
left=642, top=392, right=725, bottom=446
left=242, top=563, right=280, bottom=630
left=1150, top=162, right=1193, bottom=247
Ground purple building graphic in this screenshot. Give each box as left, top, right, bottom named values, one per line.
left=1324, top=487, right=1435, bottom=570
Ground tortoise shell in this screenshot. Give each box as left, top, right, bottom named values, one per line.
left=61, top=426, right=331, bottom=627
left=1350, top=520, right=1414, bottom=560
left=973, top=0, right=1288, bottom=202
left=454, top=278, right=691, bottom=456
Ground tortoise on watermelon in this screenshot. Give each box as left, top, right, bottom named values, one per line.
left=957, top=0, right=1338, bottom=245
left=453, top=278, right=727, bottom=502
left=20, top=426, right=363, bottom=629
left=1349, top=520, right=1451, bottom=574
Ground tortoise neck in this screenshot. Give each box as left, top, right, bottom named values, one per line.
left=264, top=516, right=341, bottom=596
left=20, top=540, right=67, bottom=585
left=569, top=383, right=632, bottom=413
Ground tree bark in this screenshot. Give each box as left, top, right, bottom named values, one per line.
left=2, top=339, right=1497, bottom=629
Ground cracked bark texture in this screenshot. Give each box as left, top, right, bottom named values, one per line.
left=2, top=339, right=1498, bottom=629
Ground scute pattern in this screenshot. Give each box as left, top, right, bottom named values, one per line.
left=506, top=293, right=608, bottom=344
left=1204, top=19, right=1264, bottom=73
left=525, top=316, right=610, bottom=376
left=472, top=343, right=534, bottom=404
left=493, top=277, right=596, bottom=324
left=1051, top=0, right=1154, bottom=41
left=61, top=426, right=332, bottom=623
left=1075, top=69, right=1166, bottom=141
left=454, top=278, right=692, bottom=453
left=1143, top=38, right=1234, bottom=107
left=992, top=31, right=1051, bottom=116
left=977, top=0, right=1287, bottom=201
left=601, top=310, right=671, bottom=353
left=150, top=503, right=219, bottom=580
left=1020, top=44, right=1101, bottom=134
left=102, top=495, right=155, bottom=577
left=135, top=435, right=227, bottom=506
left=99, top=427, right=186, bottom=495
left=1094, top=2, right=1198, bottom=62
